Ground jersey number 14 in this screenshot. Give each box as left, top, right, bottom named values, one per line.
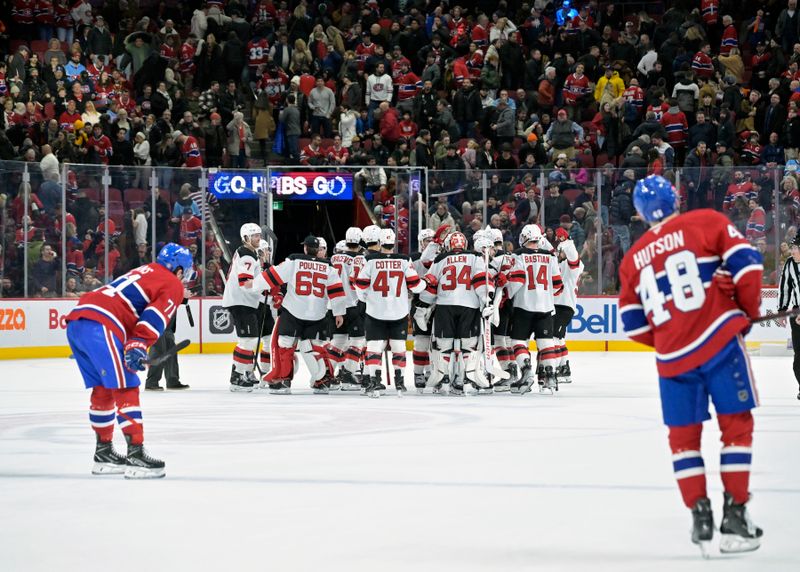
left=639, top=250, right=705, bottom=326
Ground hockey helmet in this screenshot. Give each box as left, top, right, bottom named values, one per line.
left=380, top=228, right=396, bottom=248
left=156, top=243, right=193, bottom=276
left=633, top=175, right=677, bottom=223
left=445, top=231, right=468, bottom=251
left=519, top=224, right=543, bottom=247
left=240, top=222, right=262, bottom=243
left=317, top=237, right=328, bottom=253
left=418, top=228, right=435, bottom=244
left=488, top=228, right=504, bottom=246
left=345, top=226, right=363, bottom=246
left=363, top=224, right=382, bottom=245
left=335, top=240, right=347, bottom=254
left=474, top=235, right=493, bottom=254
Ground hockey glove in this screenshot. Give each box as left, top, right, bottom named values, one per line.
left=424, top=274, right=438, bottom=291
left=712, top=267, right=735, bottom=298
left=433, top=223, right=451, bottom=245
left=271, top=289, right=284, bottom=310
left=558, top=239, right=579, bottom=261
left=123, top=338, right=149, bottom=373
left=495, top=272, right=508, bottom=288
left=414, top=305, right=432, bottom=331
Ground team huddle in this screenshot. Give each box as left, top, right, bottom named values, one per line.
left=221, top=220, right=583, bottom=398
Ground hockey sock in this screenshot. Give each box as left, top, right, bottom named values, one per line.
left=511, top=341, right=530, bottom=369
left=718, top=411, right=754, bottom=505
left=536, top=338, right=559, bottom=370
left=365, top=341, right=385, bottom=377
left=259, top=343, right=271, bottom=374
left=233, top=345, right=256, bottom=375
left=89, top=386, right=116, bottom=442
left=413, top=335, right=431, bottom=374
left=668, top=423, right=706, bottom=509
left=114, top=387, right=143, bottom=445
left=345, top=337, right=365, bottom=373
left=390, top=339, right=406, bottom=379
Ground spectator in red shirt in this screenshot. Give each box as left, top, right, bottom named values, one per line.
left=173, top=130, right=203, bottom=168
left=378, top=101, right=400, bottom=148
left=179, top=210, right=202, bottom=248
left=88, top=123, right=113, bottom=165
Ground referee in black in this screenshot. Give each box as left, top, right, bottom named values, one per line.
left=778, top=234, right=800, bottom=400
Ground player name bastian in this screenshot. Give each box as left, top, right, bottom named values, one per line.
left=632, top=230, right=686, bottom=270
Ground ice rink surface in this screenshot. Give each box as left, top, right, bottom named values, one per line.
left=1, top=352, right=799, bottom=572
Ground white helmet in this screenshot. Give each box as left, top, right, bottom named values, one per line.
left=317, top=237, right=328, bottom=251
left=380, top=228, right=396, bottom=247
left=363, top=224, right=381, bottom=245
left=473, top=229, right=487, bottom=243
left=240, top=223, right=261, bottom=243
left=345, top=226, right=363, bottom=245
left=418, top=228, right=435, bottom=243
left=257, top=239, right=271, bottom=257
left=519, top=224, right=543, bottom=247
left=474, top=236, right=493, bottom=253
left=335, top=240, right=347, bottom=253
left=488, top=228, right=504, bottom=245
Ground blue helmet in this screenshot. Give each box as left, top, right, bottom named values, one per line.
left=156, top=243, right=193, bottom=275
left=633, top=175, right=677, bottom=223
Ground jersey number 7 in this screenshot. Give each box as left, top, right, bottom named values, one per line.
left=640, top=250, right=705, bottom=326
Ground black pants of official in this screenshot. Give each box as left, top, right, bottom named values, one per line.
left=792, top=319, right=800, bottom=390
left=146, top=323, right=179, bottom=387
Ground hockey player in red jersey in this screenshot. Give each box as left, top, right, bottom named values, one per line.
left=619, top=175, right=764, bottom=556
left=66, top=243, right=192, bottom=479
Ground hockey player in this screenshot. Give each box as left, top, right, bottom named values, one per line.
left=488, top=227, right=517, bottom=390
left=420, top=231, right=493, bottom=396
left=313, top=236, right=341, bottom=385
left=253, top=235, right=346, bottom=394
left=504, top=224, right=564, bottom=394
left=553, top=228, right=584, bottom=384
left=355, top=228, right=426, bottom=397
left=66, top=243, right=191, bottom=479
left=255, top=239, right=275, bottom=381
left=619, top=175, right=764, bottom=556
left=330, top=227, right=367, bottom=391
left=222, top=223, right=266, bottom=392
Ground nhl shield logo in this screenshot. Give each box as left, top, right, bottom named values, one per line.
left=209, top=306, right=234, bottom=334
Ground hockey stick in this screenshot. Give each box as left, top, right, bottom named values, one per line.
left=146, top=339, right=191, bottom=367
left=483, top=248, right=510, bottom=381
left=185, top=303, right=195, bottom=328
left=253, top=224, right=280, bottom=377
left=751, top=308, right=800, bottom=324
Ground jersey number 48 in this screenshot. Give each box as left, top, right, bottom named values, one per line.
left=640, top=250, right=705, bottom=326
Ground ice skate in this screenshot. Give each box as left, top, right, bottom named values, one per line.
left=432, top=375, right=450, bottom=395
left=414, top=373, right=427, bottom=394
left=394, top=371, right=407, bottom=396
left=690, top=497, right=714, bottom=559
left=229, top=368, right=254, bottom=393
left=268, top=379, right=292, bottom=395
left=540, top=366, right=557, bottom=394
left=244, top=370, right=259, bottom=386
left=493, top=365, right=513, bottom=392
left=123, top=435, right=165, bottom=479
left=336, top=370, right=360, bottom=391
left=557, top=361, right=573, bottom=384
left=312, top=376, right=331, bottom=395
left=92, top=437, right=126, bottom=475
left=511, top=361, right=533, bottom=394
left=366, top=372, right=386, bottom=398
left=719, top=493, right=763, bottom=554
left=450, top=377, right=465, bottom=396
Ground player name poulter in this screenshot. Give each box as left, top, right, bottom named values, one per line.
left=632, top=230, right=685, bottom=270
left=298, top=260, right=329, bottom=272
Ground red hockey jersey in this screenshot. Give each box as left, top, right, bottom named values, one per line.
left=67, top=263, right=185, bottom=345
left=619, top=210, right=762, bottom=377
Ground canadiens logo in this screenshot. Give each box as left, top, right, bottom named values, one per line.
left=209, top=306, right=234, bottom=334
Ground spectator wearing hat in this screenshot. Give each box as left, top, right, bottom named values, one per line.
left=545, top=109, right=584, bottom=160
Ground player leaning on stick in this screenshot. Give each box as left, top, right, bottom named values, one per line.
left=552, top=227, right=584, bottom=384
left=355, top=228, right=426, bottom=397
left=66, top=243, right=192, bottom=479
left=619, top=175, right=764, bottom=557
left=254, top=235, right=346, bottom=394
left=222, top=223, right=267, bottom=392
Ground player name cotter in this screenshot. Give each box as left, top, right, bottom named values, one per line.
left=375, top=260, right=404, bottom=269
left=632, top=230, right=686, bottom=270
left=298, top=261, right=328, bottom=272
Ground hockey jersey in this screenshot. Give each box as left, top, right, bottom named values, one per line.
left=355, top=253, right=425, bottom=320
left=618, top=210, right=762, bottom=377
left=420, top=250, right=490, bottom=309
left=505, top=248, right=563, bottom=313
left=67, top=263, right=184, bottom=345
left=330, top=251, right=360, bottom=308
left=554, top=252, right=583, bottom=311
left=255, top=254, right=345, bottom=321
left=222, top=246, right=263, bottom=309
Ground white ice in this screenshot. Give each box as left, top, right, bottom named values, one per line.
left=1, top=352, right=799, bottom=572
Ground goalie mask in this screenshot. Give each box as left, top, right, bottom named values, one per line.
left=445, top=231, right=468, bottom=251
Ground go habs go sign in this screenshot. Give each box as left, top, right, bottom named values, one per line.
left=208, top=170, right=353, bottom=201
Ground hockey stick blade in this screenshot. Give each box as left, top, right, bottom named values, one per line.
left=147, top=339, right=191, bottom=367
left=750, top=308, right=800, bottom=324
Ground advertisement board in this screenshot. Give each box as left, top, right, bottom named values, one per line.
left=208, top=170, right=353, bottom=201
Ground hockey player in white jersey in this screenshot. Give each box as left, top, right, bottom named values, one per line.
left=553, top=227, right=583, bottom=384
left=252, top=235, right=346, bottom=394
left=329, top=227, right=367, bottom=391
left=409, top=228, right=436, bottom=390
left=255, top=239, right=276, bottom=380
left=222, top=223, right=266, bottom=392
left=504, top=224, right=564, bottom=394
left=419, top=231, right=493, bottom=396
left=487, top=227, right=517, bottom=390
left=355, top=228, right=426, bottom=397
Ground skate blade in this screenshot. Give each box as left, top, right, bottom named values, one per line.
left=92, top=462, right=126, bottom=475
left=449, top=389, right=465, bottom=397
left=719, top=534, right=761, bottom=554
left=695, top=540, right=711, bottom=559
left=269, top=388, right=292, bottom=395
left=313, top=389, right=330, bottom=394
left=230, top=384, right=254, bottom=393
left=558, top=378, right=572, bottom=384
left=368, top=390, right=381, bottom=398
left=124, top=466, right=166, bottom=479
left=493, top=385, right=510, bottom=393
left=415, top=387, right=425, bottom=395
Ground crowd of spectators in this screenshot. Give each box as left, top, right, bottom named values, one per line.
left=3, top=0, right=800, bottom=297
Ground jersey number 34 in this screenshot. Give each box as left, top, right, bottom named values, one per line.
left=639, top=250, right=705, bottom=326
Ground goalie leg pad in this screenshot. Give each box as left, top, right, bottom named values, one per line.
left=297, top=339, right=326, bottom=382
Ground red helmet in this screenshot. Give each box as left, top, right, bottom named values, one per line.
left=445, top=231, right=468, bottom=251
left=555, top=227, right=569, bottom=242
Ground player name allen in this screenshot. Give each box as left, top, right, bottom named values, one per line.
left=298, top=260, right=329, bottom=272
left=375, top=259, right=405, bottom=269
left=632, top=230, right=686, bottom=270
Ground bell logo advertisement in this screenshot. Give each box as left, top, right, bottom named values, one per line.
left=208, top=170, right=353, bottom=201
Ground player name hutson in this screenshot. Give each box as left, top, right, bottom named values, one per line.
left=631, top=230, right=686, bottom=270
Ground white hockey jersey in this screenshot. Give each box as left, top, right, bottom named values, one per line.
left=354, top=253, right=425, bottom=320
left=330, top=252, right=360, bottom=308
left=222, top=246, right=263, bottom=308
left=505, top=248, right=563, bottom=313
left=253, top=254, right=346, bottom=321
left=420, top=251, right=490, bottom=309
left=554, top=254, right=583, bottom=311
